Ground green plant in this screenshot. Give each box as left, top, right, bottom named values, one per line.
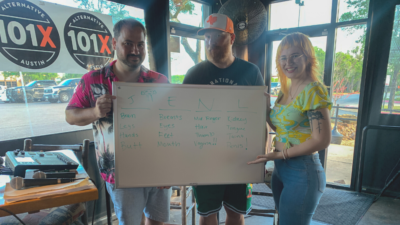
left=271, top=77, right=279, bottom=82
left=171, top=75, right=185, bottom=84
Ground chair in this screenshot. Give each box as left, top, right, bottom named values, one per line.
left=80, top=140, right=114, bottom=225
left=22, top=138, right=90, bottom=225
left=168, top=186, right=196, bottom=225
left=81, top=141, right=146, bottom=225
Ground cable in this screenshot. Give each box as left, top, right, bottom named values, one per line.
left=385, top=157, right=400, bottom=185
left=0, top=207, right=26, bottom=225
left=0, top=167, right=14, bottom=175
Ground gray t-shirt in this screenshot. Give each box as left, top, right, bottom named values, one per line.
left=183, top=57, right=265, bottom=86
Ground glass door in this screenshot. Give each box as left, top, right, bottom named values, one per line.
left=267, top=28, right=366, bottom=187
left=350, top=0, right=400, bottom=192
left=327, top=24, right=367, bottom=187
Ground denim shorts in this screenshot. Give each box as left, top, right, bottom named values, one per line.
left=106, top=182, right=172, bottom=225
left=271, top=153, right=326, bottom=225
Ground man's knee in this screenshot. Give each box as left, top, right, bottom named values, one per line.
left=224, top=206, right=244, bottom=220
left=146, top=217, right=164, bottom=225
left=200, top=213, right=218, bottom=224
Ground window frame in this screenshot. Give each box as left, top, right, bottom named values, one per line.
left=167, top=0, right=212, bottom=80
left=0, top=0, right=150, bottom=143
left=0, top=0, right=381, bottom=193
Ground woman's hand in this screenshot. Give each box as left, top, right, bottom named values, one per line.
left=247, top=152, right=282, bottom=165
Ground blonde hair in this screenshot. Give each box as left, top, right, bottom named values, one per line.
left=275, top=32, right=321, bottom=96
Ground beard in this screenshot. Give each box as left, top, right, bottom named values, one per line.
left=206, top=45, right=228, bottom=62
left=120, top=54, right=143, bottom=69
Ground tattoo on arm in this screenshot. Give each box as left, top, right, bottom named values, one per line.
left=307, top=110, right=325, bottom=133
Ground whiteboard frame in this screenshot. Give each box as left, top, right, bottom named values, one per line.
left=113, top=82, right=267, bottom=188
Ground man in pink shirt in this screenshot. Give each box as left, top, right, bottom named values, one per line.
left=65, top=18, right=171, bottom=225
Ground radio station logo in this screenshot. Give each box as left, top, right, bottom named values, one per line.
left=0, top=0, right=61, bottom=69
left=64, top=12, right=114, bottom=71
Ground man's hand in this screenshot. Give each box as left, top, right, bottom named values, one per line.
left=94, top=94, right=116, bottom=119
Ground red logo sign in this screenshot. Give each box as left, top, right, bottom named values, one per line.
left=207, top=15, right=218, bottom=25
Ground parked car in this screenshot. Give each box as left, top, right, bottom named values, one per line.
left=6, top=80, right=57, bottom=103
left=271, top=82, right=281, bottom=95
left=0, top=85, right=9, bottom=103
left=44, top=78, right=80, bottom=103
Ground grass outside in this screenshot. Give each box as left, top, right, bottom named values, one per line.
left=171, top=75, right=185, bottom=84
left=382, top=105, right=400, bottom=110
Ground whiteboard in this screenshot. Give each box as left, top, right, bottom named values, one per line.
left=113, top=82, right=267, bottom=188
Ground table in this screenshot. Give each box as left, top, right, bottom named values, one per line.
left=0, top=150, right=98, bottom=217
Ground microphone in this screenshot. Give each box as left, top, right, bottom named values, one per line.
left=10, top=176, right=77, bottom=190
left=33, top=171, right=76, bottom=179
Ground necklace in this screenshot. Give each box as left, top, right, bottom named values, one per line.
left=289, top=79, right=306, bottom=100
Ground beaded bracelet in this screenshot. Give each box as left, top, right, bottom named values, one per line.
left=284, top=148, right=290, bottom=159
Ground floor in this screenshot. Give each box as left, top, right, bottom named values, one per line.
left=358, top=196, right=400, bottom=225
left=109, top=141, right=397, bottom=225
left=110, top=191, right=400, bottom=225
left=326, top=144, right=354, bottom=185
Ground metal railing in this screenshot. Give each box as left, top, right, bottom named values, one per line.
left=331, top=104, right=358, bottom=122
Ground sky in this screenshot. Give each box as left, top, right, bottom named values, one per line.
left=43, top=0, right=365, bottom=78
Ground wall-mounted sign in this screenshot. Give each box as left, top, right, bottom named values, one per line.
left=0, top=0, right=61, bottom=69
left=64, top=12, right=113, bottom=71
left=0, top=0, right=114, bottom=73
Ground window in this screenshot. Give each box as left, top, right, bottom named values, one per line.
left=381, top=6, right=400, bottom=115
left=337, top=0, right=369, bottom=22
left=168, top=1, right=210, bottom=84
left=170, top=36, right=205, bottom=84
left=7, top=81, right=17, bottom=87
left=169, top=0, right=210, bottom=27
left=326, top=24, right=367, bottom=186
left=269, top=0, right=332, bottom=30
left=0, top=0, right=147, bottom=141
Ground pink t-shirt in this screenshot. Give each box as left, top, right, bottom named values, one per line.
left=67, top=60, right=168, bottom=183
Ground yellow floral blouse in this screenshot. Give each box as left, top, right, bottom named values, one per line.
left=270, top=81, right=332, bottom=149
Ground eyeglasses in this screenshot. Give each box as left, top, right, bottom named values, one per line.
left=279, top=54, right=304, bottom=63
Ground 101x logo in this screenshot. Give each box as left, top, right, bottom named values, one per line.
left=0, top=0, right=60, bottom=69
left=64, top=12, right=114, bottom=71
